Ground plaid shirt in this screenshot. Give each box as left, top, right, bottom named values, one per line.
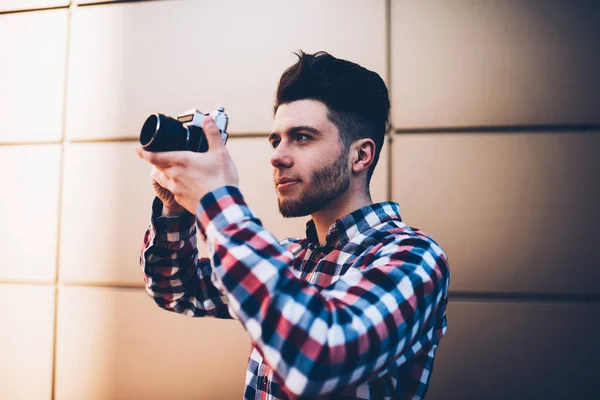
left=141, top=186, right=449, bottom=399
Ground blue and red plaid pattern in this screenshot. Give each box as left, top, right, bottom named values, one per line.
left=141, top=186, right=450, bottom=399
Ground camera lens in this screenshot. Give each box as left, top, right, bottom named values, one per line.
left=140, top=113, right=209, bottom=152
left=140, top=114, right=186, bottom=152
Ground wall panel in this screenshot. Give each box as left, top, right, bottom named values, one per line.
left=392, top=132, right=600, bottom=295
left=0, top=284, right=55, bottom=400
left=59, top=142, right=155, bottom=284
left=391, top=0, right=600, bottom=128
left=0, top=145, right=61, bottom=282
left=65, top=0, right=387, bottom=139
left=55, top=286, right=250, bottom=400
left=0, top=9, right=68, bottom=143
left=427, top=300, right=600, bottom=399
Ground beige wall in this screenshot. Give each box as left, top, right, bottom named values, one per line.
left=0, top=1, right=598, bottom=399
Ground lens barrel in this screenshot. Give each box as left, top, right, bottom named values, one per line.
left=140, top=113, right=208, bottom=152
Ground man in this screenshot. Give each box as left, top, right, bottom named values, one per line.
left=136, top=51, right=449, bottom=399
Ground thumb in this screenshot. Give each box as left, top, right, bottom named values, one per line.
left=202, top=116, right=225, bottom=152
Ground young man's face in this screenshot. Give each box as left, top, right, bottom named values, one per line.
left=269, top=99, right=350, bottom=217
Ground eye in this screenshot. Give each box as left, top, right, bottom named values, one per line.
left=296, top=134, right=310, bottom=142
left=270, top=139, right=280, bottom=148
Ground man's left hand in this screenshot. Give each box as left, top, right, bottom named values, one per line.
left=135, top=115, right=239, bottom=214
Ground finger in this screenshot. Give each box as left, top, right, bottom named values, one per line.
left=136, top=146, right=185, bottom=168
left=202, top=116, right=225, bottom=152
left=151, top=167, right=175, bottom=193
left=150, top=166, right=163, bottom=185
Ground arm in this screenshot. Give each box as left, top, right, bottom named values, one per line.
left=197, top=187, right=450, bottom=397
left=140, top=197, right=232, bottom=319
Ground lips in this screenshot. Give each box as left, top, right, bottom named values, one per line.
left=277, top=181, right=300, bottom=190
left=276, top=177, right=301, bottom=190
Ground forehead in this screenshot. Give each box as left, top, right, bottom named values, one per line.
left=272, top=99, right=338, bottom=135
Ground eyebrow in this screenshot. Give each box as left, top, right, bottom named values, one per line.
left=268, top=125, right=322, bottom=142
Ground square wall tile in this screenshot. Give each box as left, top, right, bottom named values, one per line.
left=0, top=145, right=61, bottom=282
left=427, top=300, right=600, bottom=399
left=59, top=142, right=155, bottom=285
left=0, top=9, right=67, bottom=143
left=0, top=284, right=55, bottom=400
left=391, top=132, right=600, bottom=295
left=391, top=0, right=600, bottom=128
left=55, top=286, right=250, bottom=400
left=66, top=0, right=386, bottom=139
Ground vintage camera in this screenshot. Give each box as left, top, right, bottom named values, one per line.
left=139, top=106, right=229, bottom=152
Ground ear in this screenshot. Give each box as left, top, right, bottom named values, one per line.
left=350, top=138, right=376, bottom=174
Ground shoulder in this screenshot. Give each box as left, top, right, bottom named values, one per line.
left=384, top=221, right=445, bottom=257
left=368, top=220, right=449, bottom=278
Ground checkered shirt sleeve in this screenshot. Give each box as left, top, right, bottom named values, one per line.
left=140, top=197, right=232, bottom=319
left=196, top=186, right=449, bottom=398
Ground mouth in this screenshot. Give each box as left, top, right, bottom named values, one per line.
left=276, top=180, right=301, bottom=191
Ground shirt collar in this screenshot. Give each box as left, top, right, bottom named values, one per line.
left=305, top=202, right=402, bottom=248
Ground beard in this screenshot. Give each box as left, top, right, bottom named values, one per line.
left=277, top=152, right=350, bottom=218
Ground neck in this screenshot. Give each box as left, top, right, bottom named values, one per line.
left=310, top=185, right=372, bottom=246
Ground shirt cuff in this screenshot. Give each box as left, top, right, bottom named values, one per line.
left=195, top=186, right=254, bottom=240
left=150, top=196, right=196, bottom=241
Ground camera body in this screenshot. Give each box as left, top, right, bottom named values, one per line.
left=140, top=106, right=229, bottom=152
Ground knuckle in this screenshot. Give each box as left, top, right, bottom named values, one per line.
left=179, top=156, right=188, bottom=168
left=214, top=148, right=225, bottom=160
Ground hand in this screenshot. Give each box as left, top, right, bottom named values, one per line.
left=151, top=168, right=185, bottom=216
left=136, top=116, right=239, bottom=214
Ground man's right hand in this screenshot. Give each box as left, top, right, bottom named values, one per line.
left=151, top=166, right=186, bottom=216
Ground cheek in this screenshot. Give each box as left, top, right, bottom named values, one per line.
left=294, top=146, right=337, bottom=179
left=302, top=156, right=323, bottom=179
left=310, top=149, right=332, bottom=167
left=313, top=149, right=341, bottom=172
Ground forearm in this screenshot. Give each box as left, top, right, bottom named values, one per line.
left=141, top=197, right=232, bottom=319
left=161, top=202, right=186, bottom=217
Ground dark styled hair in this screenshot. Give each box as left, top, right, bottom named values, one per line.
left=274, top=50, right=390, bottom=188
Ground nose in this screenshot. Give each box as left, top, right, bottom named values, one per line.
left=270, top=141, right=293, bottom=169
